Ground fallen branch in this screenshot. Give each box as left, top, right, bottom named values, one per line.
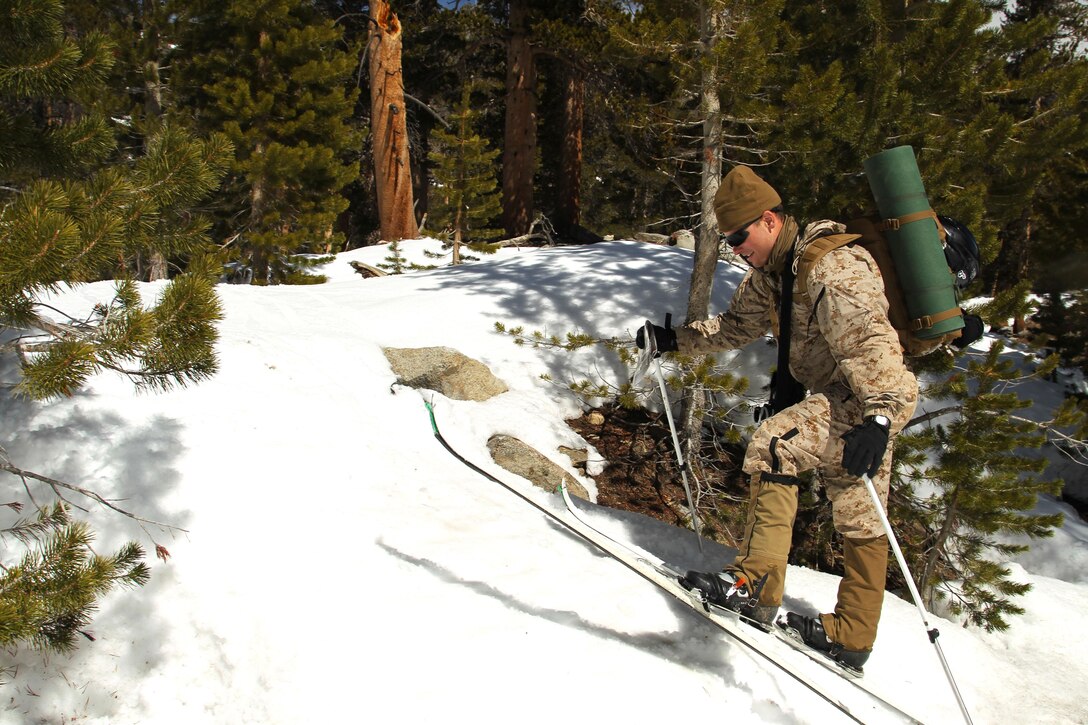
left=906, top=405, right=962, bottom=430
left=0, top=454, right=188, bottom=535
left=493, top=214, right=558, bottom=248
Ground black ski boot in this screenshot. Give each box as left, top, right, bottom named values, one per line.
left=678, top=570, right=777, bottom=628
left=779, top=612, right=870, bottom=673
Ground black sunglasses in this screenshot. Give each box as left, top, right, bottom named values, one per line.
left=722, top=215, right=763, bottom=248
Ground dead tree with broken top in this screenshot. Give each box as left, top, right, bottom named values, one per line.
left=369, top=0, right=419, bottom=242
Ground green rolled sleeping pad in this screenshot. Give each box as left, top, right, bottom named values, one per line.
left=863, top=145, right=964, bottom=339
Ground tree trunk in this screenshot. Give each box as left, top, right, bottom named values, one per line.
left=686, top=1, right=723, bottom=324
left=369, top=0, right=418, bottom=242
left=922, top=488, right=959, bottom=608
left=556, top=67, right=584, bottom=233
left=143, top=27, right=168, bottom=281
left=144, top=59, right=163, bottom=119
left=990, top=210, right=1034, bottom=333
left=679, top=0, right=724, bottom=464
left=502, top=0, right=537, bottom=237
left=250, top=157, right=269, bottom=284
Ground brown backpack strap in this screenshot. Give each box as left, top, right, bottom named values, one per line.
left=876, top=208, right=938, bottom=231
left=877, top=209, right=946, bottom=242
left=795, top=234, right=859, bottom=297
left=910, top=306, right=963, bottom=331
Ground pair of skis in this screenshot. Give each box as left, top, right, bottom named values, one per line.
left=424, top=399, right=920, bottom=725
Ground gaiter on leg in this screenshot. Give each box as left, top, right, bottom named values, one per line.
left=732, top=474, right=799, bottom=607
left=820, top=535, right=888, bottom=651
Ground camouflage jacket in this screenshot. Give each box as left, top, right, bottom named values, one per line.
left=675, top=219, right=917, bottom=428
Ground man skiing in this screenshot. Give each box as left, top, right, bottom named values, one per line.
left=636, top=165, right=918, bottom=672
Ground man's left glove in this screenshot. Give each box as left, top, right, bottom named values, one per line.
left=841, top=416, right=890, bottom=478
left=635, top=323, right=678, bottom=353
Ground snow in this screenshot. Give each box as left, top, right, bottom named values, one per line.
left=3, top=239, right=1087, bottom=724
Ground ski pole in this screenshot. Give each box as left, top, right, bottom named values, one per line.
left=861, top=474, right=974, bottom=725
left=652, top=314, right=704, bottom=553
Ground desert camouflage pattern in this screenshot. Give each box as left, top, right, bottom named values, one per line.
left=743, top=384, right=899, bottom=537
left=677, top=220, right=917, bottom=425
left=674, top=219, right=919, bottom=652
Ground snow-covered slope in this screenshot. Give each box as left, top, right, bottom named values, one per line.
left=2, top=240, right=1085, bottom=724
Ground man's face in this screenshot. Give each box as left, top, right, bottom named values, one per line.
left=725, top=212, right=777, bottom=268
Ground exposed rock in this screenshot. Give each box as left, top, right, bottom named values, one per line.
left=383, top=346, right=508, bottom=401
left=671, top=229, right=696, bottom=250
left=350, top=260, right=387, bottom=278
left=634, top=232, right=670, bottom=245
left=488, top=435, right=589, bottom=500
left=559, top=445, right=588, bottom=468
left=586, top=411, right=605, bottom=426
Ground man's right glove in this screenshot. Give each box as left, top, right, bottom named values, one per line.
left=635, top=323, right=678, bottom=353
left=841, top=416, right=890, bottom=478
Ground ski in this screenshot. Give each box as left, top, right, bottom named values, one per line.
left=425, top=401, right=920, bottom=724
left=558, top=484, right=918, bottom=716
left=774, top=622, right=864, bottom=680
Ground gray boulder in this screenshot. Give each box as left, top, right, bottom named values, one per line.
left=384, top=346, right=508, bottom=401
left=487, top=435, right=590, bottom=500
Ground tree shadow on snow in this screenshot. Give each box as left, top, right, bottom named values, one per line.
left=377, top=539, right=734, bottom=673
left=413, top=242, right=744, bottom=361
left=0, top=385, right=190, bottom=721
left=377, top=538, right=802, bottom=724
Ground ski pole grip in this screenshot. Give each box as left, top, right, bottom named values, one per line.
left=664, top=312, right=672, bottom=330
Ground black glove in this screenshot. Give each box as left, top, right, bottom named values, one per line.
left=952, top=315, right=985, bottom=349
left=841, top=416, right=890, bottom=478
left=635, top=323, right=678, bottom=353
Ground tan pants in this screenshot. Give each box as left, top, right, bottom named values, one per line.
left=730, top=387, right=907, bottom=651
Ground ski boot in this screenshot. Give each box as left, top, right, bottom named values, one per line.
left=678, top=570, right=777, bottom=629
left=778, top=612, right=870, bottom=674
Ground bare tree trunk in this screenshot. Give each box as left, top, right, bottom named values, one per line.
left=452, top=223, right=462, bottom=266
left=990, top=210, right=1034, bottom=333
left=369, top=0, right=419, bottom=242
left=502, top=0, right=537, bottom=237
left=144, top=59, right=163, bottom=119
left=147, top=251, right=169, bottom=281
left=686, top=2, right=723, bottom=323
left=679, top=0, right=724, bottom=463
left=556, top=67, right=584, bottom=233
left=250, top=157, right=269, bottom=284
left=143, top=30, right=168, bottom=281
left=922, top=488, right=959, bottom=608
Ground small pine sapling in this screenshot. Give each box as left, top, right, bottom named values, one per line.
left=896, top=341, right=1064, bottom=631
left=428, top=82, right=503, bottom=265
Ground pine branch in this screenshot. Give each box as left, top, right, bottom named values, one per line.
left=1006, top=413, right=1088, bottom=464
left=0, top=458, right=187, bottom=535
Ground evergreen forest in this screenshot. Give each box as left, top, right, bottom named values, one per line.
left=4, top=0, right=1087, bottom=296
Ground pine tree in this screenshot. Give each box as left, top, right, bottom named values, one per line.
left=177, top=0, right=361, bottom=284
left=428, top=82, right=503, bottom=265
left=528, top=0, right=617, bottom=238
left=606, top=0, right=785, bottom=251
left=770, top=0, right=1008, bottom=231
left=983, top=0, right=1088, bottom=315
left=895, top=342, right=1064, bottom=631
left=63, top=0, right=207, bottom=280
left=1, top=0, right=227, bottom=656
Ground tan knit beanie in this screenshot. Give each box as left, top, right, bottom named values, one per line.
left=714, top=166, right=782, bottom=231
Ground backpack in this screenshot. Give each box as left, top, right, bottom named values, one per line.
left=795, top=213, right=979, bottom=357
